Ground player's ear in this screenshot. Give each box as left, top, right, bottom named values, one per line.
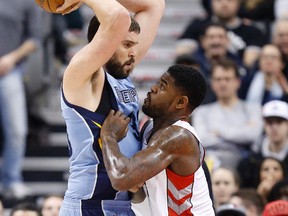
left=176, top=96, right=188, bottom=109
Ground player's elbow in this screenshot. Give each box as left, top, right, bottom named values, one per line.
left=149, top=0, right=165, bottom=16
left=110, top=177, right=131, bottom=191
left=109, top=168, right=133, bottom=191
left=157, top=0, right=165, bottom=13
left=108, top=8, right=131, bottom=34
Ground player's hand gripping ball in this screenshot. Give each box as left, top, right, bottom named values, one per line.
left=34, top=0, right=64, bottom=13
left=35, top=0, right=80, bottom=14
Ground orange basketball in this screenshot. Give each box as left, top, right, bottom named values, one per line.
left=35, top=0, right=64, bottom=13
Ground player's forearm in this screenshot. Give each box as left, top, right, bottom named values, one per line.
left=117, top=0, right=165, bottom=14
left=9, top=39, right=37, bottom=64
left=82, top=0, right=130, bottom=28
left=119, top=0, right=165, bottom=63
left=101, top=135, right=133, bottom=190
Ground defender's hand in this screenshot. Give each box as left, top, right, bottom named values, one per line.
left=101, top=110, right=130, bottom=141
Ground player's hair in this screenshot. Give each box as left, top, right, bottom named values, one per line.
left=167, top=64, right=207, bottom=111
left=211, top=57, right=240, bottom=78
left=87, top=16, right=140, bottom=43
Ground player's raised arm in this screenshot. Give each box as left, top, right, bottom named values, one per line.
left=62, top=0, right=130, bottom=105
left=118, top=0, right=165, bottom=64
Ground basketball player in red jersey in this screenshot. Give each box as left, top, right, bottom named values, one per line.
left=101, top=64, right=215, bottom=216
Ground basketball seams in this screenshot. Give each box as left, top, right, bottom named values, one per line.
left=35, top=0, right=64, bottom=13
left=46, top=0, right=53, bottom=13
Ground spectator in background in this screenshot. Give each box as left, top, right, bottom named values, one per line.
left=0, top=0, right=41, bottom=199
left=256, top=157, right=286, bottom=203
left=190, top=23, right=244, bottom=103
left=267, top=178, right=288, bottom=202
left=237, top=100, right=288, bottom=188
left=244, top=45, right=288, bottom=105
left=272, top=18, right=288, bottom=76
left=239, top=0, right=288, bottom=23
left=254, top=100, right=288, bottom=162
left=193, top=58, right=263, bottom=169
left=174, top=54, right=200, bottom=70
left=177, top=0, right=265, bottom=68
left=10, top=202, right=41, bottom=216
left=191, top=22, right=244, bottom=78
left=216, top=204, right=246, bottom=216
left=229, top=189, right=264, bottom=216
left=211, top=166, right=240, bottom=208
left=41, top=195, right=63, bottom=216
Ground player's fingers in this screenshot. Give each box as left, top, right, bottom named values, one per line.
left=124, top=126, right=128, bottom=134
left=124, top=117, right=130, bottom=123
left=108, top=109, right=116, bottom=117
left=56, top=2, right=79, bottom=13
left=115, top=110, right=126, bottom=119
left=62, top=2, right=82, bottom=14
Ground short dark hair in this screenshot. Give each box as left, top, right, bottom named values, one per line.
left=211, top=58, right=240, bottom=78
left=168, top=64, right=207, bottom=111
left=10, top=202, right=40, bottom=216
left=174, top=54, right=200, bottom=68
left=232, top=189, right=264, bottom=215
left=201, top=22, right=227, bottom=38
left=87, top=16, right=140, bottom=42
left=267, top=178, right=288, bottom=202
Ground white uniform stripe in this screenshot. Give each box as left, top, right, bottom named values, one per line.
left=168, top=179, right=193, bottom=200
left=168, top=195, right=192, bottom=215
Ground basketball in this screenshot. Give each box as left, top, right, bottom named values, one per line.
left=35, top=0, right=64, bottom=13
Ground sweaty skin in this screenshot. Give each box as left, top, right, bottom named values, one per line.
left=100, top=71, right=203, bottom=198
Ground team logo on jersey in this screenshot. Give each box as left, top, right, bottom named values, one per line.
left=114, top=87, right=138, bottom=103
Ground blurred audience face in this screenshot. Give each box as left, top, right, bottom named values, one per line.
left=260, top=158, right=284, bottom=184
left=259, top=45, right=284, bottom=75
left=212, top=167, right=239, bottom=207
left=264, top=117, right=288, bottom=144
left=230, top=197, right=259, bottom=216
left=211, top=65, right=240, bottom=101
left=212, top=0, right=240, bottom=22
left=273, top=19, right=288, bottom=57
left=12, top=211, right=38, bottom=216
left=201, top=26, right=229, bottom=59
left=229, top=190, right=263, bottom=216
left=41, top=196, right=63, bottom=216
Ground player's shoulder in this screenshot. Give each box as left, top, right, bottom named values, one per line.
left=167, top=124, right=197, bottom=142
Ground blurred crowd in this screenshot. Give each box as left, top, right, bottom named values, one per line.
left=0, top=0, right=288, bottom=215
left=176, top=0, right=288, bottom=215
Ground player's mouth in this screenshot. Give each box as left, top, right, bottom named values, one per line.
left=124, top=58, right=135, bottom=70
left=144, top=93, right=151, bottom=105
left=124, top=63, right=133, bottom=70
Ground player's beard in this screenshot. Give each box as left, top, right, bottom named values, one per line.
left=105, top=54, right=135, bottom=79
left=142, top=96, right=156, bottom=119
